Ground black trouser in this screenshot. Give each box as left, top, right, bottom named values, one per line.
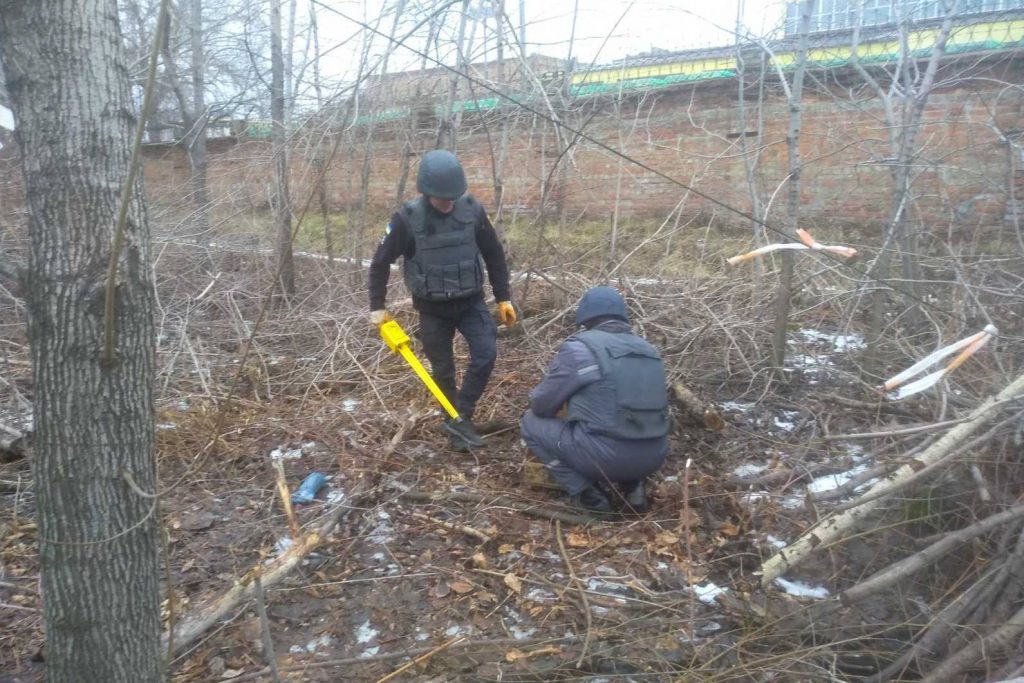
left=416, top=297, right=497, bottom=419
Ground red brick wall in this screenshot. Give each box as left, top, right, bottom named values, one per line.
left=5, top=53, right=1022, bottom=241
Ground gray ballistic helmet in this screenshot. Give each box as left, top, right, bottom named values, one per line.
left=575, top=286, right=630, bottom=327
left=416, top=149, right=468, bottom=200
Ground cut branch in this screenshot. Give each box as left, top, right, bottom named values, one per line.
left=841, top=503, right=1024, bottom=605
left=760, top=371, right=1024, bottom=586
left=162, top=480, right=369, bottom=656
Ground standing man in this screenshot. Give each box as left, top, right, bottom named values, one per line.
left=521, top=286, right=669, bottom=513
left=369, top=149, right=516, bottom=451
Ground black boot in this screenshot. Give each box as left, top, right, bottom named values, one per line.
left=620, top=480, right=649, bottom=513
left=448, top=432, right=472, bottom=452
left=571, top=486, right=612, bottom=514
left=442, top=417, right=484, bottom=448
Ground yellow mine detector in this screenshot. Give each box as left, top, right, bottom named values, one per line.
left=379, top=319, right=461, bottom=421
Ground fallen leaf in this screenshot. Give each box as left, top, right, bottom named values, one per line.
left=655, top=531, right=680, bottom=546
left=505, top=648, right=526, bottom=662
left=566, top=531, right=589, bottom=547
left=520, top=543, right=533, bottom=555
left=719, top=520, right=741, bottom=537
left=430, top=582, right=451, bottom=598
left=221, top=669, right=243, bottom=680
left=498, top=544, right=515, bottom=554
left=503, top=573, right=523, bottom=594
left=450, top=580, right=475, bottom=594
left=477, top=591, right=498, bottom=604
left=471, top=552, right=489, bottom=569
left=679, top=506, right=701, bottom=527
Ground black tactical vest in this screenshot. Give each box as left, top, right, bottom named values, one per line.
left=566, top=329, right=670, bottom=440
left=401, top=195, right=485, bottom=301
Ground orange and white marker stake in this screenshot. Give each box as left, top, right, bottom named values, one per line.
left=727, top=228, right=857, bottom=265
left=883, top=325, right=998, bottom=400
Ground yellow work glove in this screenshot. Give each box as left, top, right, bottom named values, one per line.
left=370, top=309, right=391, bottom=326
left=497, top=301, right=517, bottom=327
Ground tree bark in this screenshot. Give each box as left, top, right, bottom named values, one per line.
left=0, top=2, right=161, bottom=681
left=188, top=0, right=211, bottom=237
left=771, top=0, right=813, bottom=370
left=270, top=0, right=294, bottom=297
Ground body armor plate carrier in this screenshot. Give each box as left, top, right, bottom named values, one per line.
left=401, top=195, right=484, bottom=301
left=566, top=329, right=670, bottom=440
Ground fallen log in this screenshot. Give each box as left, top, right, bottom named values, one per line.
left=760, top=371, right=1024, bottom=586
left=670, top=383, right=724, bottom=431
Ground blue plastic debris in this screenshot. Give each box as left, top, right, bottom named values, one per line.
left=291, top=472, right=327, bottom=504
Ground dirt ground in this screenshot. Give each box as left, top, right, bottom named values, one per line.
left=0, top=249, right=1008, bottom=682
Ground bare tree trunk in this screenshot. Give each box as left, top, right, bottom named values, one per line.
left=161, top=0, right=211, bottom=240
left=395, top=15, right=439, bottom=204
left=735, top=0, right=764, bottom=291
left=0, top=2, right=161, bottom=681
left=270, top=0, right=294, bottom=296
left=189, top=0, right=211, bottom=238
left=771, top=0, right=813, bottom=370
left=854, top=1, right=960, bottom=372
left=308, top=0, right=333, bottom=261
left=437, top=0, right=470, bottom=150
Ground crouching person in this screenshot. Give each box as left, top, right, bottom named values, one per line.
left=521, top=286, right=669, bottom=514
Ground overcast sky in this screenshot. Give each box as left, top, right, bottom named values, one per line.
left=311, top=0, right=790, bottom=85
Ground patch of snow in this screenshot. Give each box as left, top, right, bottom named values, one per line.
left=799, top=328, right=866, bottom=352
left=589, top=605, right=610, bottom=615
left=656, top=562, right=670, bottom=570
left=289, top=634, right=334, bottom=654
left=740, top=491, right=771, bottom=507
left=274, top=536, right=293, bottom=556
left=444, top=624, right=467, bottom=637
left=697, top=621, right=723, bottom=635
left=326, top=489, right=347, bottom=504
left=415, top=630, right=429, bottom=641
left=302, top=440, right=317, bottom=450
left=342, top=398, right=360, bottom=412
left=510, top=624, right=536, bottom=640
left=156, top=423, right=177, bottom=430
left=775, top=577, right=830, bottom=599
left=269, top=446, right=303, bottom=460
left=585, top=578, right=628, bottom=603
left=359, top=646, right=380, bottom=659
left=774, top=410, right=801, bottom=432
left=356, top=620, right=378, bottom=644
left=595, top=565, right=618, bottom=576
left=789, top=354, right=833, bottom=368
left=733, top=462, right=768, bottom=478
left=780, top=494, right=807, bottom=509
left=367, top=509, right=395, bottom=544
left=807, top=464, right=870, bottom=494
left=721, top=401, right=752, bottom=413
left=767, top=535, right=788, bottom=549
left=370, top=552, right=386, bottom=562
left=526, top=588, right=556, bottom=602
left=690, top=582, right=727, bottom=604
left=663, top=475, right=679, bottom=482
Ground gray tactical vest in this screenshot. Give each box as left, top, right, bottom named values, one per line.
left=566, top=329, right=670, bottom=440
left=401, top=195, right=484, bottom=301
